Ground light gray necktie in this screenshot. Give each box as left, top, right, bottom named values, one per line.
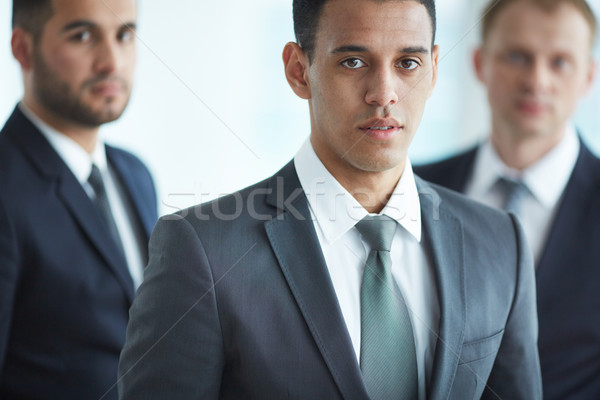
left=356, top=215, right=418, bottom=400
left=497, top=176, right=529, bottom=215
left=88, top=164, right=124, bottom=253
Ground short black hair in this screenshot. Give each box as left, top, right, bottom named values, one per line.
left=293, top=0, right=437, bottom=62
left=12, top=0, right=55, bottom=39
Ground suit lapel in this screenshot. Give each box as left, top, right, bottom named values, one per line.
left=417, top=178, right=467, bottom=399
left=56, top=175, right=135, bottom=301
left=5, top=107, right=135, bottom=302
left=264, top=162, right=370, bottom=400
left=106, top=146, right=155, bottom=238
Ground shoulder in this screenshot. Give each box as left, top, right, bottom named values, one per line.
left=418, top=177, right=518, bottom=245
left=0, top=132, right=22, bottom=172
left=413, top=146, right=479, bottom=191
left=419, top=177, right=506, bottom=219
left=414, top=146, right=478, bottom=173
left=577, top=140, right=600, bottom=175
left=0, top=112, right=29, bottom=170
left=561, top=139, right=600, bottom=199
left=105, top=144, right=150, bottom=173
left=169, top=162, right=299, bottom=236
left=105, top=144, right=155, bottom=191
left=176, top=173, right=278, bottom=230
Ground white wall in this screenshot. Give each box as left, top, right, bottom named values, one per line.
left=2, top=1, right=599, bottom=215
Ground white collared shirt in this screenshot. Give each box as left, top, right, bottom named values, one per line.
left=465, top=125, right=579, bottom=262
left=19, top=102, right=146, bottom=289
left=294, top=139, right=439, bottom=400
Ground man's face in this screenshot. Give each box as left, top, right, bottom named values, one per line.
left=303, top=0, right=438, bottom=179
left=31, top=0, right=137, bottom=127
left=476, top=1, right=595, bottom=143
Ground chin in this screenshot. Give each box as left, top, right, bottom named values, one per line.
left=351, top=157, right=404, bottom=174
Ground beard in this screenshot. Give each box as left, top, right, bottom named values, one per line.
left=32, top=48, right=132, bottom=128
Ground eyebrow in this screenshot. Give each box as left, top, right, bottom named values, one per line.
left=61, top=20, right=96, bottom=33
left=331, top=45, right=430, bottom=54
left=61, top=20, right=137, bottom=33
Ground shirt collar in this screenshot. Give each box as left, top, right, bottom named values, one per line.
left=19, top=102, right=109, bottom=183
left=470, top=124, right=579, bottom=208
left=294, top=139, right=422, bottom=244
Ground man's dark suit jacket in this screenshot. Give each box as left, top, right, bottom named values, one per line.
left=118, top=161, right=542, bottom=399
left=415, top=141, right=600, bottom=399
left=0, top=106, right=158, bottom=399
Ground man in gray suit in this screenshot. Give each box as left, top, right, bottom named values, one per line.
left=118, top=0, right=542, bottom=398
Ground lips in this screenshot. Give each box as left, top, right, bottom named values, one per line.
left=91, top=83, right=122, bottom=97
left=516, top=99, right=548, bottom=115
left=359, top=118, right=403, bottom=139
left=88, top=78, right=125, bottom=97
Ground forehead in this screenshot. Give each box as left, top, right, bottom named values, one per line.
left=314, top=0, right=432, bottom=52
left=486, top=2, right=592, bottom=53
left=48, top=0, right=137, bottom=27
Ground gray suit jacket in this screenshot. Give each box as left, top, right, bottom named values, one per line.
left=118, top=161, right=541, bottom=399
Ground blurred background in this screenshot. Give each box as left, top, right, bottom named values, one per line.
left=2, top=0, right=599, bottom=215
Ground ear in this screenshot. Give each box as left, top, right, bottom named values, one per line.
left=11, top=27, right=34, bottom=71
left=473, top=47, right=486, bottom=84
left=583, top=58, right=597, bottom=96
left=427, top=44, right=440, bottom=98
left=282, top=42, right=311, bottom=100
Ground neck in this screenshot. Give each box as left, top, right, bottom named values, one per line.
left=332, top=162, right=405, bottom=214
left=23, top=98, right=99, bottom=154
left=490, top=123, right=566, bottom=171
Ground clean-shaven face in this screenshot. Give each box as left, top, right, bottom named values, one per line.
left=477, top=1, right=594, bottom=142
left=32, top=0, right=137, bottom=127
left=307, top=0, right=438, bottom=179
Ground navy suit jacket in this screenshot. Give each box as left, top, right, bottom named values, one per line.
left=119, top=161, right=542, bottom=399
left=415, top=141, right=600, bottom=399
left=0, top=106, right=158, bottom=399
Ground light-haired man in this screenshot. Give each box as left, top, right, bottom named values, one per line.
left=416, top=0, right=600, bottom=398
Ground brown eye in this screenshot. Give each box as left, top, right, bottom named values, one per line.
left=341, top=58, right=366, bottom=69
left=398, top=59, right=419, bottom=70
left=71, top=31, right=91, bottom=43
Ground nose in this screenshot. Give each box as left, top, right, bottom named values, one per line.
left=522, top=59, right=552, bottom=93
left=93, top=38, right=119, bottom=76
left=364, top=66, right=399, bottom=108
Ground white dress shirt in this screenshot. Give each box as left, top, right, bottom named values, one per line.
left=465, top=125, right=579, bottom=262
left=294, top=139, right=440, bottom=400
left=19, top=102, right=146, bottom=289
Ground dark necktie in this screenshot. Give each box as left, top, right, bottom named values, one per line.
left=497, top=177, right=529, bottom=215
left=88, top=164, right=124, bottom=252
left=356, top=215, right=418, bottom=400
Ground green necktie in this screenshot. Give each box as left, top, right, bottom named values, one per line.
left=356, top=215, right=418, bottom=400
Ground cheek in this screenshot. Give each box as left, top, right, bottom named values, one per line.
left=45, top=51, right=88, bottom=83
left=122, top=48, right=137, bottom=75
left=43, top=43, right=76, bottom=68
left=484, top=64, right=514, bottom=90
left=317, top=86, right=352, bottom=122
left=556, top=82, right=585, bottom=112
left=485, top=75, right=513, bottom=107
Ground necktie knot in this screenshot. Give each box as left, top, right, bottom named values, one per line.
left=355, top=215, right=396, bottom=252
left=497, top=176, right=529, bottom=214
